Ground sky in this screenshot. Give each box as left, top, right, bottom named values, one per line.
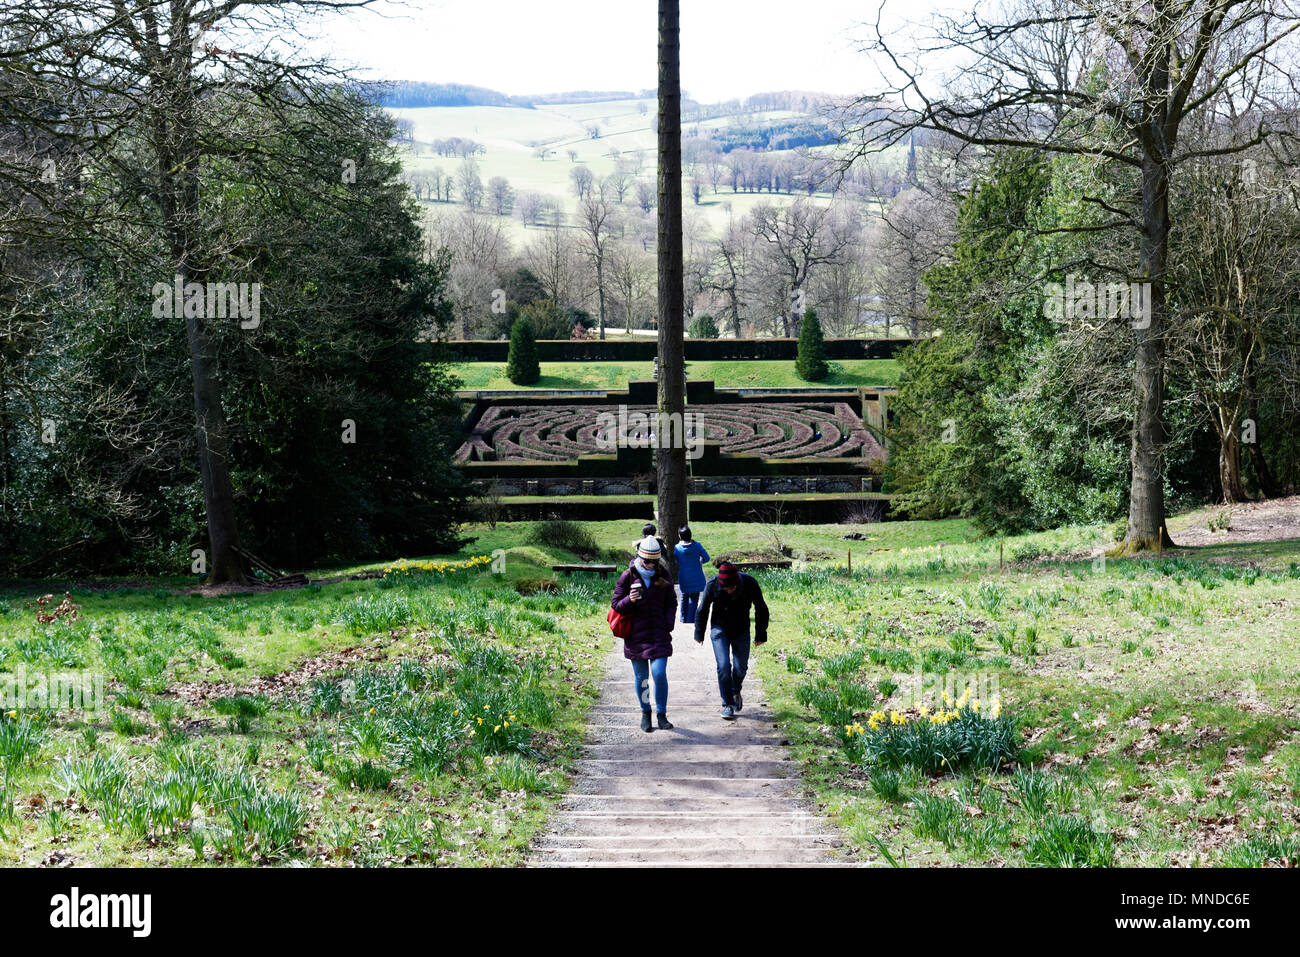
left=307, top=0, right=951, bottom=103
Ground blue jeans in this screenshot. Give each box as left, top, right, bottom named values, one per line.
left=630, top=657, right=669, bottom=714
left=710, top=628, right=750, bottom=707
left=680, top=592, right=700, bottom=624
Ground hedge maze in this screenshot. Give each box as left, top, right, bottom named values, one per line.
left=455, top=402, right=884, bottom=464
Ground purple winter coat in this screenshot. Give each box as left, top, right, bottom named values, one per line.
left=611, top=560, right=677, bottom=660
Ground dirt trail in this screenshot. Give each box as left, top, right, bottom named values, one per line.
left=530, top=614, right=866, bottom=868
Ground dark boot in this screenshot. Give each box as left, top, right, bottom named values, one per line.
left=656, top=713, right=673, bottom=730
left=640, top=712, right=653, bottom=733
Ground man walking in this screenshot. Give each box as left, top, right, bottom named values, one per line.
left=694, top=561, right=769, bottom=720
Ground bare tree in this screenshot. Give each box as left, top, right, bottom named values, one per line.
left=635, top=177, right=657, bottom=213
left=869, top=187, right=955, bottom=337
left=570, top=164, right=594, bottom=200
left=577, top=182, right=618, bottom=339
left=606, top=160, right=635, bottom=203
left=425, top=207, right=509, bottom=337
left=1169, top=148, right=1299, bottom=501
left=609, top=241, right=656, bottom=333
left=524, top=226, right=587, bottom=310
left=516, top=190, right=544, bottom=227
left=707, top=213, right=755, bottom=337
left=842, top=0, right=1300, bottom=553
left=487, top=175, right=514, bottom=216
left=458, top=157, right=484, bottom=209
left=749, top=199, right=858, bottom=336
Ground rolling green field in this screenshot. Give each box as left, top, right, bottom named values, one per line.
left=392, top=98, right=870, bottom=244
left=452, top=358, right=902, bottom=391
left=2, top=503, right=1296, bottom=866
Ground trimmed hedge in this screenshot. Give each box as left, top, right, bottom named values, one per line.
left=494, top=495, right=891, bottom=523
left=459, top=381, right=869, bottom=424
left=437, top=337, right=917, bottom=363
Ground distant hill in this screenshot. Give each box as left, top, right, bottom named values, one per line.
left=367, top=82, right=534, bottom=109
left=369, top=83, right=846, bottom=114
left=521, top=91, right=645, bottom=105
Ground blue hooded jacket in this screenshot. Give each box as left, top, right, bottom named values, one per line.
left=673, top=540, right=710, bottom=593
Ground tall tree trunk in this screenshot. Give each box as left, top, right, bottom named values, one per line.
left=1218, top=425, right=1245, bottom=504
left=185, top=287, right=247, bottom=584
left=1114, top=153, right=1175, bottom=554
left=1244, top=356, right=1281, bottom=498
left=151, top=37, right=247, bottom=584
left=597, top=256, right=607, bottom=340
left=0, top=374, right=9, bottom=549
left=655, top=0, right=687, bottom=560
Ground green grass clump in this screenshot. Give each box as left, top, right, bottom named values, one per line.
left=1023, top=815, right=1115, bottom=867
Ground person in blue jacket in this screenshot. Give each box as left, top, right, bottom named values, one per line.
left=673, top=524, right=710, bottom=624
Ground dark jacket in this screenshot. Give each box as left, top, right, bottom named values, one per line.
left=611, top=560, right=677, bottom=660
left=694, top=573, right=769, bottom=644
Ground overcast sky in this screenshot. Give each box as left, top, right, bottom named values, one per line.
left=310, top=0, right=950, bottom=102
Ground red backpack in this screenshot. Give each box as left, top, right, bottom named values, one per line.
left=607, top=606, right=632, bottom=640
left=608, top=570, right=635, bottom=639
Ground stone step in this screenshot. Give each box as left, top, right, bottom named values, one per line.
left=552, top=797, right=814, bottom=815
left=529, top=643, right=846, bottom=867
left=532, top=845, right=842, bottom=864
left=536, top=834, right=844, bottom=849
left=587, top=704, right=773, bottom=712
left=580, top=736, right=789, bottom=749
left=574, top=777, right=799, bottom=799
left=536, top=860, right=870, bottom=868
left=580, top=745, right=792, bottom=761
left=540, top=822, right=842, bottom=839
left=575, top=760, right=792, bottom=778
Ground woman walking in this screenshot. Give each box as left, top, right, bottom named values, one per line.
left=611, top=536, right=678, bottom=732
left=673, top=525, right=709, bottom=624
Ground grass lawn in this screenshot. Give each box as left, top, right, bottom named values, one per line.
left=0, top=562, right=611, bottom=866
left=2, top=503, right=1296, bottom=867
left=452, top=358, right=902, bottom=391
left=749, top=509, right=1300, bottom=867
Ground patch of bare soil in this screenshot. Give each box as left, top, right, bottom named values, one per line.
left=1173, top=495, right=1300, bottom=547
left=189, top=570, right=381, bottom=598
left=164, top=631, right=445, bottom=707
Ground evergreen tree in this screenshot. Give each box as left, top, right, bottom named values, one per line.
left=507, top=317, right=540, bottom=385
left=795, top=308, right=828, bottom=381
left=689, top=313, right=719, bottom=338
